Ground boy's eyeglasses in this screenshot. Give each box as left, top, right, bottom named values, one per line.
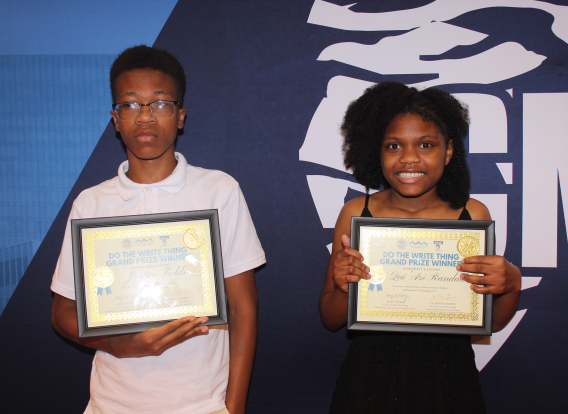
left=112, top=100, right=180, bottom=121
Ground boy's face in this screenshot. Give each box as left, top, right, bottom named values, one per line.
left=111, top=68, right=186, bottom=162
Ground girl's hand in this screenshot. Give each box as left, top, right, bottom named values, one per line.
left=331, top=235, right=371, bottom=292
left=456, top=255, right=522, bottom=295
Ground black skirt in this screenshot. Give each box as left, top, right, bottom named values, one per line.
left=329, top=332, right=486, bottom=414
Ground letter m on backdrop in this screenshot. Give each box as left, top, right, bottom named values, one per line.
left=523, top=93, right=568, bottom=267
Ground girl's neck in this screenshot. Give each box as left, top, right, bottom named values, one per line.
left=374, top=187, right=455, bottom=219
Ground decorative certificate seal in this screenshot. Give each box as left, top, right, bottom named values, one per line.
left=457, top=236, right=480, bottom=257
left=93, top=266, right=114, bottom=296
left=369, top=264, right=386, bottom=284
left=183, top=227, right=205, bottom=249
left=368, top=264, right=386, bottom=292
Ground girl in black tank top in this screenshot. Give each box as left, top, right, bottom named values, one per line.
left=320, top=82, right=521, bottom=414
left=330, top=195, right=482, bottom=413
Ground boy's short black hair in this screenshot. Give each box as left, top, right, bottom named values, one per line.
left=342, top=81, right=471, bottom=210
left=110, top=45, right=186, bottom=107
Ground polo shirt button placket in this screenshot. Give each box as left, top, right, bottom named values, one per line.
left=145, top=187, right=156, bottom=214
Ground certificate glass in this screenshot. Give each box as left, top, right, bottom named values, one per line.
left=71, top=210, right=227, bottom=338
left=348, top=217, right=494, bottom=335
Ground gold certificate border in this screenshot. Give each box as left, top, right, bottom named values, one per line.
left=359, top=227, right=482, bottom=323
left=83, top=222, right=215, bottom=325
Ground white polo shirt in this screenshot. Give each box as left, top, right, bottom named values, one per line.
left=51, top=153, right=265, bottom=414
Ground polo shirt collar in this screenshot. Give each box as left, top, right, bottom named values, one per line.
left=116, top=152, right=188, bottom=200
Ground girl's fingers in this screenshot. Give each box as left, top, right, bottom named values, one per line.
left=460, top=273, right=506, bottom=294
left=333, top=261, right=371, bottom=289
left=338, top=255, right=370, bottom=273
left=459, top=273, right=487, bottom=285
left=460, top=255, right=502, bottom=265
left=470, top=285, right=492, bottom=294
left=456, top=263, right=496, bottom=274
left=335, top=250, right=370, bottom=274
left=335, top=266, right=370, bottom=284
left=339, top=245, right=365, bottom=262
left=332, top=241, right=371, bottom=290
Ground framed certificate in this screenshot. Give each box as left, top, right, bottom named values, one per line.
left=71, top=210, right=227, bottom=338
left=348, top=217, right=495, bottom=335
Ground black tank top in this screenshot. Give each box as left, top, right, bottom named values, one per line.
left=329, top=194, right=485, bottom=414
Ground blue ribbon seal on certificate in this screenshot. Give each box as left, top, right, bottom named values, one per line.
left=97, top=286, right=112, bottom=296
left=368, top=264, right=386, bottom=293
left=93, top=267, right=114, bottom=297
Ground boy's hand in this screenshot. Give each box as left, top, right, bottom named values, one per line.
left=52, top=294, right=208, bottom=358
left=106, top=316, right=209, bottom=358
left=456, top=255, right=521, bottom=295
left=331, top=235, right=371, bottom=292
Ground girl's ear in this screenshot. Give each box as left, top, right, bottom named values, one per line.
left=445, top=139, right=454, bottom=165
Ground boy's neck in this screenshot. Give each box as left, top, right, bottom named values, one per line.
left=125, top=150, right=178, bottom=184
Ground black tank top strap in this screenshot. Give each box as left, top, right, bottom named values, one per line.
left=458, top=208, right=472, bottom=220
left=361, top=193, right=373, bottom=217
left=361, top=200, right=472, bottom=221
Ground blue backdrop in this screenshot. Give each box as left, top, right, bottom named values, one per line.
left=1, top=1, right=567, bottom=412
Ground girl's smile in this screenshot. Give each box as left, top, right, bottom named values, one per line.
left=395, top=171, right=425, bottom=184
left=397, top=172, right=424, bottom=178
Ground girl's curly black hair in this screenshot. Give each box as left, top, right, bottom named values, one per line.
left=342, top=81, right=471, bottom=210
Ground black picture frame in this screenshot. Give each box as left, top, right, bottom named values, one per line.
left=71, top=210, right=227, bottom=338
left=348, top=217, right=495, bottom=336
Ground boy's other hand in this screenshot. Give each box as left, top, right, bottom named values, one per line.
left=52, top=294, right=208, bottom=358
left=107, top=316, right=209, bottom=358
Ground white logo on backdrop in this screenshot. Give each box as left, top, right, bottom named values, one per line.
left=302, top=0, right=568, bottom=370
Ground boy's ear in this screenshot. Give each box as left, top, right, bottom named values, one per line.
left=178, top=108, right=187, bottom=129
left=111, top=111, right=120, bottom=132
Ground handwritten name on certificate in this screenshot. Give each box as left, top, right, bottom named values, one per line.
left=81, top=220, right=218, bottom=328
left=357, top=226, right=485, bottom=326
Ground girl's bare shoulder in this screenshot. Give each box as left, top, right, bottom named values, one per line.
left=338, top=190, right=389, bottom=223
left=333, top=195, right=368, bottom=235
left=340, top=195, right=367, bottom=217
left=466, top=198, right=491, bottom=220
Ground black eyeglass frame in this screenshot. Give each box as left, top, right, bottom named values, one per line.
left=112, top=100, right=180, bottom=120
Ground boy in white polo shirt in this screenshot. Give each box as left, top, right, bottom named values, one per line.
left=51, top=45, right=265, bottom=414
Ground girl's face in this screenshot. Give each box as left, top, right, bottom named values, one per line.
left=380, top=113, right=453, bottom=200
